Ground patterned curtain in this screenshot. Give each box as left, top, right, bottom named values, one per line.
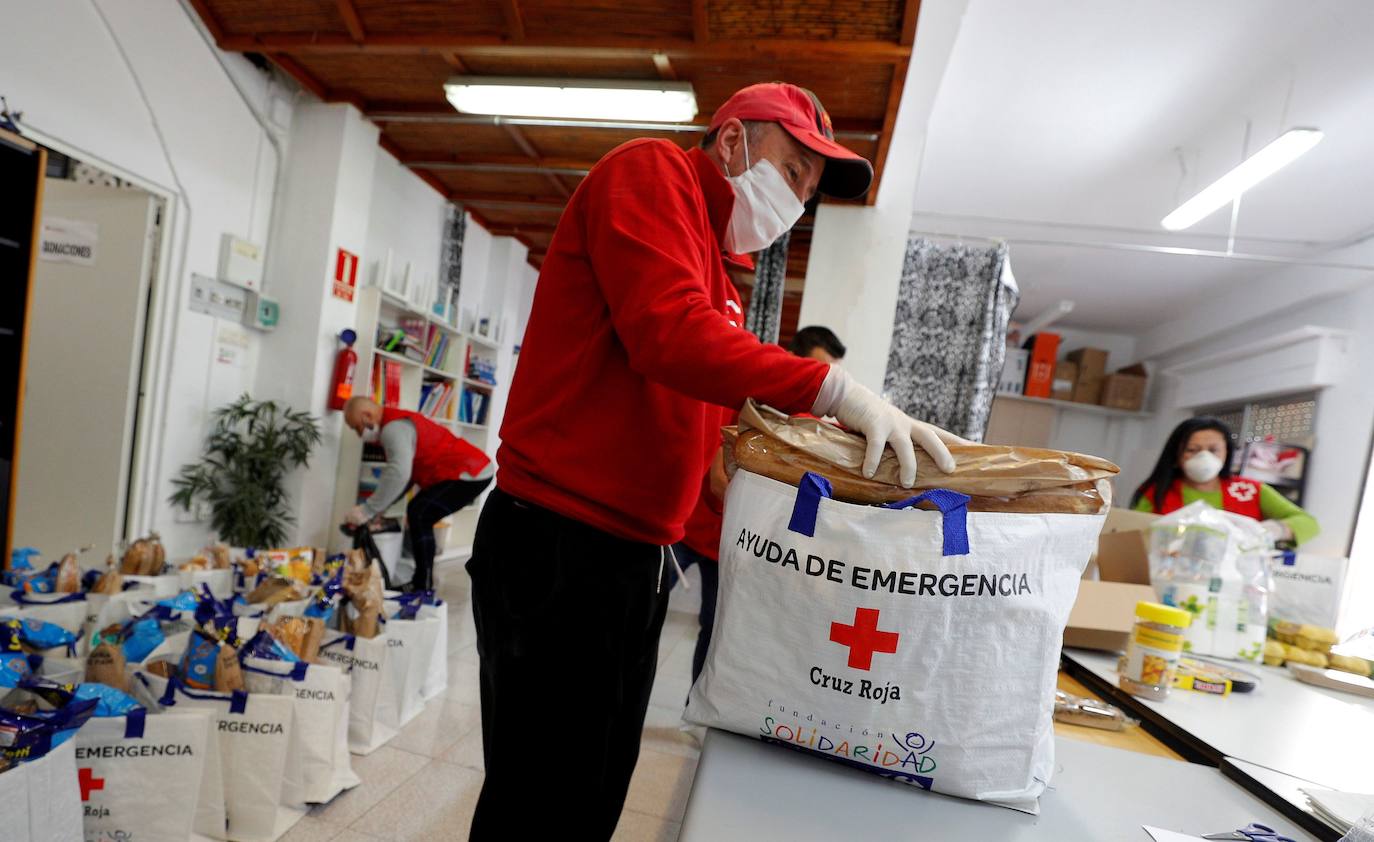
left=439, top=204, right=466, bottom=319
left=882, top=238, right=1019, bottom=441
left=744, top=230, right=789, bottom=343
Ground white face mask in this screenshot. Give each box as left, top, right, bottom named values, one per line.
left=1183, top=450, right=1223, bottom=483
left=724, top=131, right=805, bottom=254
left=360, top=426, right=380, bottom=444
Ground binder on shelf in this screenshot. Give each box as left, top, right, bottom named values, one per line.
left=1022, top=332, right=1061, bottom=399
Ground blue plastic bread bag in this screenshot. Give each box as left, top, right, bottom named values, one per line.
left=177, top=631, right=222, bottom=690
left=304, top=565, right=345, bottom=624
left=120, top=617, right=166, bottom=663
left=74, top=682, right=143, bottom=717
left=0, top=679, right=98, bottom=761
left=244, top=629, right=300, bottom=662
left=4, top=547, right=39, bottom=588
left=0, top=652, right=34, bottom=688
left=10, top=617, right=80, bottom=655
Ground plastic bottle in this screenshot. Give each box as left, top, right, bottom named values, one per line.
left=1119, top=601, right=1192, bottom=700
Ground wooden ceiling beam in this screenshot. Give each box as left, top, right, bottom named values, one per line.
left=692, top=0, right=710, bottom=42
left=451, top=193, right=568, bottom=209
left=400, top=154, right=600, bottom=172
left=496, top=123, right=570, bottom=198
left=651, top=52, right=677, bottom=81
left=865, top=57, right=909, bottom=208
left=184, top=0, right=226, bottom=42
left=367, top=109, right=882, bottom=140
left=486, top=223, right=557, bottom=235
left=499, top=0, right=526, bottom=41
left=406, top=160, right=590, bottom=177
left=335, top=0, right=366, bottom=43
left=440, top=51, right=468, bottom=73
left=270, top=54, right=330, bottom=101
left=900, top=0, right=922, bottom=46
left=218, top=34, right=910, bottom=63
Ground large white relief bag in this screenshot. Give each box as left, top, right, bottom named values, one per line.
left=685, top=470, right=1102, bottom=813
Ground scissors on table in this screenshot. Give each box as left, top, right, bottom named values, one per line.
left=1202, top=823, right=1297, bottom=842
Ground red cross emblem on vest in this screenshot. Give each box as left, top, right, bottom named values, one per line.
left=829, top=607, right=900, bottom=670
left=79, top=767, right=105, bottom=801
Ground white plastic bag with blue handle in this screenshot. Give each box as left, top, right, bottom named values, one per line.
left=685, top=470, right=1103, bottom=813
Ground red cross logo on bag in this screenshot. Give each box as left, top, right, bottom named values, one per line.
left=830, top=607, right=900, bottom=670
left=79, top=767, right=105, bottom=801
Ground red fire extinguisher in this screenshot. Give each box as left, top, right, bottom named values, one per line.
left=327, top=329, right=357, bottom=411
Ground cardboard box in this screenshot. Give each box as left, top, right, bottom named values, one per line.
left=1022, top=333, right=1060, bottom=398
left=1051, top=360, right=1078, bottom=401
left=1099, top=363, right=1148, bottom=411
left=1065, top=347, right=1109, bottom=404
left=998, top=347, right=1029, bottom=396
left=1093, top=507, right=1158, bottom=585
left=1064, top=580, right=1160, bottom=652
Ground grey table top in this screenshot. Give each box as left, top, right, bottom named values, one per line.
left=680, top=730, right=1319, bottom=842
left=1063, top=648, right=1374, bottom=794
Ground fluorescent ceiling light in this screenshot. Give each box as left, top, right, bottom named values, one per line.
left=444, top=76, right=697, bottom=123
left=1161, top=128, right=1324, bottom=231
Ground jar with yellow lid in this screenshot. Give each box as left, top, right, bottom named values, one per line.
left=1119, top=601, right=1193, bottom=700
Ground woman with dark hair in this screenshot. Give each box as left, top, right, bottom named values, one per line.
left=1132, top=416, right=1319, bottom=545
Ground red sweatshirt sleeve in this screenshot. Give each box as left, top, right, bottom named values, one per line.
left=580, top=142, right=827, bottom=414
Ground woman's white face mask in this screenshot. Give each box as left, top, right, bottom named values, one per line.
left=724, top=130, right=805, bottom=254
left=1182, top=450, right=1223, bottom=484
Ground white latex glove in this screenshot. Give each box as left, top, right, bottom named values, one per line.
left=1260, top=518, right=1294, bottom=544
left=821, top=369, right=961, bottom=487
left=345, top=505, right=370, bottom=527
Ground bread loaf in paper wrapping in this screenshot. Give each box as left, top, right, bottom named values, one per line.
left=729, top=400, right=1119, bottom=514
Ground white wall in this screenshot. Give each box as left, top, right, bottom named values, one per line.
left=1138, top=285, right=1374, bottom=559
left=799, top=0, right=972, bottom=391
left=0, top=0, right=290, bottom=557
left=453, top=219, right=539, bottom=461
left=365, top=149, right=447, bottom=294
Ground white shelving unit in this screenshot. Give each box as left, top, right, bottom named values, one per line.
left=328, top=284, right=502, bottom=554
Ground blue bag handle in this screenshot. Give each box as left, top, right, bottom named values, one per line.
left=159, top=677, right=249, bottom=715
left=8, top=590, right=85, bottom=605
left=1280, top=550, right=1297, bottom=567
left=124, top=707, right=146, bottom=739
left=319, top=634, right=357, bottom=652
left=882, top=489, right=972, bottom=556
left=787, top=472, right=834, bottom=538
left=242, top=660, right=309, bottom=682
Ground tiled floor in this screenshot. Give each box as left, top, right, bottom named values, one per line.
left=284, top=561, right=702, bottom=841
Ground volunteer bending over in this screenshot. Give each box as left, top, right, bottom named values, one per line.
left=342, top=397, right=493, bottom=591
left=466, top=82, right=961, bottom=840
left=1131, top=416, right=1318, bottom=545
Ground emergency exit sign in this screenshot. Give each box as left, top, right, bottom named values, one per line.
left=332, top=248, right=358, bottom=302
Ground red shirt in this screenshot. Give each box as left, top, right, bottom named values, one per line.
left=497, top=140, right=828, bottom=544
left=380, top=407, right=490, bottom=487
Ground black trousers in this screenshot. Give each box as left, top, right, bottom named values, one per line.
left=466, top=488, right=669, bottom=841
left=405, top=477, right=491, bottom=589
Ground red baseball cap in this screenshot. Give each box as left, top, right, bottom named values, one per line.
left=708, top=82, right=874, bottom=200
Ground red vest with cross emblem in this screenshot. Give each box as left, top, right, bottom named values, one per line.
left=1145, top=477, right=1263, bottom=520
left=380, top=407, right=490, bottom=489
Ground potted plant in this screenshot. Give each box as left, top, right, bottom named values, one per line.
left=169, top=394, right=322, bottom=548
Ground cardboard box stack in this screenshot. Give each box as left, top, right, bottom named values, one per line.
left=1100, top=363, right=1149, bottom=411
left=1063, top=508, right=1159, bottom=652
left=1065, top=347, right=1109, bottom=404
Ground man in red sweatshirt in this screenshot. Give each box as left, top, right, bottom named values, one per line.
left=466, top=83, right=961, bottom=840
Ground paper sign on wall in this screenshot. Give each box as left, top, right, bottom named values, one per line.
left=40, top=216, right=99, bottom=266
left=214, top=324, right=250, bottom=369
left=333, top=248, right=359, bottom=302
